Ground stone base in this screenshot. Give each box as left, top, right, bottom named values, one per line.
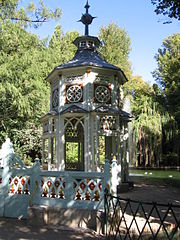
left=27, top=206, right=105, bottom=234
left=117, top=181, right=134, bottom=193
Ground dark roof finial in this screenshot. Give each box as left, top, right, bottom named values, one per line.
left=85, top=0, right=90, bottom=13
left=78, top=1, right=96, bottom=36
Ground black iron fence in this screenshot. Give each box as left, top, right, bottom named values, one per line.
left=104, top=190, right=180, bottom=240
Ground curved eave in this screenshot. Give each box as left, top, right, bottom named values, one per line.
left=40, top=110, right=58, bottom=122
left=56, top=61, right=120, bottom=71
left=60, top=105, right=89, bottom=115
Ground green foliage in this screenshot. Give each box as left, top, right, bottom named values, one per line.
left=0, top=0, right=62, bottom=28
left=48, top=24, right=79, bottom=66
left=151, top=0, right=180, bottom=22
left=66, top=142, right=79, bottom=163
left=99, top=136, right=105, bottom=164
left=98, top=22, right=131, bottom=77
left=14, top=123, right=42, bottom=160
left=153, top=33, right=180, bottom=128
left=0, top=21, right=50, bottom=158
left=124, top=75, right=179, bottom=167
left=162, top=152, right=178, bottom=166
left=125, top=77, right=161, bottom=166
left=0, top=19, right=80, bottom=161
left=153, top=33, right=180, bottom=163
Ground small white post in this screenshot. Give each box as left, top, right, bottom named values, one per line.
left=103, top=159, right=111, bottom=192
left=30, top=160, right=41, bottom=206
left=111, top=155, right=118, bottom=196
left=0, top=139, right=15, bottom=216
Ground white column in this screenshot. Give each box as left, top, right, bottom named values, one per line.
left=117, top=115, right=121, bottom=183
left=84, top=115, right=88, bottom=172
left=48, top=136, right=51, bottom=171
left=55, top=118, right=58, bottom=169
left=111, top=156, right=118, bottom=196
left=124, top=123, right=129, bottom=182
left=84, top=113, right=93, bottom=171
left=42, top=139, right=45, bottom=165
left=57, top=116, right=65, bottom=171
left=119, top=122, right=124, bottom=182
left=122, top=122, right=129, bottom=182
left=48, top=118, right=52, bottom=170
left=96, top=115, right=100, bottom=170
left=90, top=114, right=95, bottom=171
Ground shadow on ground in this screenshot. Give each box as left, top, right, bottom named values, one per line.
left=121, top=181, right=180, bottom=205
left=0, top=218, right=105, bottom=240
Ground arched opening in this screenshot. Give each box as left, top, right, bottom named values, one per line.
left=64, top=118, right=84, bottom=171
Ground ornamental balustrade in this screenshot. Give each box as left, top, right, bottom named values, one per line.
left=0, top=161, right=112, bottom=217
left=33, top=167, right=110, bottom=209
left=0, top=139, right=113, bottom=219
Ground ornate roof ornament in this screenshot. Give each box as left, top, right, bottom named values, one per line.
left=78, top=0, right=96, bottom=36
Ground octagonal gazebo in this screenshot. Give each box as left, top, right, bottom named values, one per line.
left=41, top=1, right=131, bottom=184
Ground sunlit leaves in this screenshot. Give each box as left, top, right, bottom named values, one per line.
left=98, top=22, right=131, bottom=75
left=0, top=0, right=62, bottom=28
left=153, top=33, right=180, bottom=127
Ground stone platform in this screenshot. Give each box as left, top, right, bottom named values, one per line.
left=27, top=206, right=105, bottom=234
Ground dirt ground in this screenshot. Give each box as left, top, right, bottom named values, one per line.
left=0, top=218, right=105, bottom=240
left=0, top=182, right=179, bottom=240
left=120, top=181, right=180, bottom=205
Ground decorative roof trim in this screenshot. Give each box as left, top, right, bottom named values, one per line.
left=40, top=110, right=58, bottom=121
left=60, top=105, right=89, bottom=115
left=93, top=106, right=133, bottom=120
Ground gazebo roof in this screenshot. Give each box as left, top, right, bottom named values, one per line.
left=56, top=39, right=122, bottom=72
left=46, top=1, right=128, bottom=84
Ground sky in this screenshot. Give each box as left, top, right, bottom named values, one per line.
left=31, top=0, right=180, bottom=85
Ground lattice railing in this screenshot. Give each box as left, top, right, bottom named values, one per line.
left=0, top=162, right=111, bottom=210
left=9, top=175, right=31, bottom=195
left=74, top=178, right=102, bottom=201
left=39, top=173, right=104, bottom=203
left=40, top=176, right=66, bottom=198
left=0, top=151, right=111, bottom=214
left=105, top=191, right=180, bottom=240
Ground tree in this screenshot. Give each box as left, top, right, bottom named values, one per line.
left=151, top=0, right=180, bottom=22
left=49, top=24, right=79, bottom=66
left=153, top=33, right=180, bottom=127
left=124, top=76, right=163, bottom=167
left=0, top=20, right=80, bottom=162
left=0, top=21, right=51, bottom=159
left=153, top=33, right=180, bottom=164
left=0, top=0, right=61, bottom=27
left=98, top=22, right=132, bottom=78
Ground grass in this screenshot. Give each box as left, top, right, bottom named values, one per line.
left=129, top=169, right=180, bottom=187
